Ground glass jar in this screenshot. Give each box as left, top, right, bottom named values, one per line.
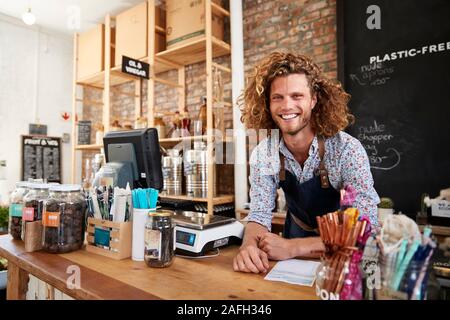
left=376, top=254, right=438, bottom=300
left=315, top=252, right=364, bottom=300
left=144, top=210, right=175, bottom=268
left=8, top=181, right=31, bottom=240
left=42, top=184, right=86, bottom=253
left=21, top=183, right=50, bottom=240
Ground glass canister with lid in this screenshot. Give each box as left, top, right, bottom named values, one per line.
left=8, top=181, right=31, bottom=240
left=21, top=183, right=50, bottom=240
left=144, top=210, right=175, bottom=268
left=42, top=184, right=86, bottom=253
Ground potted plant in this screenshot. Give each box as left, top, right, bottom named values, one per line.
left=378, top=197, right=394, bottom=225
left=0, top=258, right=7, bottom=290
left=0, top=205, right=8, bottom=234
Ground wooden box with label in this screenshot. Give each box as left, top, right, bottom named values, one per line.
left=85, top=218, right=132, bottom=260
left=115, top=2, right=166, bottom=67
left=77, top=24, right=115, bottom=81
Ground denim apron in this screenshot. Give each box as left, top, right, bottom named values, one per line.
left=279, top=136, right=340, bottom=239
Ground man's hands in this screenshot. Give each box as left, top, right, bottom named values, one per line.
left=258, top=232, right=295, bottom=261
left=232, top=244, right=270, bottom=273
left=233, top=232, right=295, bottom=273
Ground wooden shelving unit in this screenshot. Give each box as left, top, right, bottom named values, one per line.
left=160, top=194, right=234, bottom=206
left=71, top=0, right=234, bottom=214
left=74, top=144, right=103, bottom=151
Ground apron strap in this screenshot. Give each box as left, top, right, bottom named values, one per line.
left=290, top=212, right=319, bottom=234
left=279, top=153, right=286, bottom=182
left=317, top=136, right=330, bottom=189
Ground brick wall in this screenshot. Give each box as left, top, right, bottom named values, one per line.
left=81, top=0, right=338, bottom=194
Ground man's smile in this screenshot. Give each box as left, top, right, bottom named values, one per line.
left=279, top=113, right=300, bottom=120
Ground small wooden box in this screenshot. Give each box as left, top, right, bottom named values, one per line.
left=85, top=218, right=132, bottom=260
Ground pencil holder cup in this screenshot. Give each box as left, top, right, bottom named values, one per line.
left=375, top=254, right=436, bottom=300
left=315, top=255, right=364, bottom=300
left=85, top=217, right=132, bottom=260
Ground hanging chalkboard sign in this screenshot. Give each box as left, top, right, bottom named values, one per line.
left=121, top=56, right=149, bottom=79
left=77, top=120, right=91, bottom=145
left=29, top=124, right=47, bottom=135
left=21, top=135, right=61, bottom=183
left=338, top=0, right=450, bottom=216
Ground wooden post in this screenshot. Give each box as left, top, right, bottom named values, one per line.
left=178, top=67, right=185, bottom=113
left=135, top=79, right=142, bottom=122
left=206, top=0, right=214, bottom=215
left=71, top=33, right=78, bottom=183
left=147, top=0, right=156, bottom=128
left=103, top=15, right=111, bottom=132
left=7, top=262, right=29, bottom=300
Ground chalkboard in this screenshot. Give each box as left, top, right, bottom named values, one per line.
left=21, top=135, right=61, bottom=183
left=77, top=120, right=91, bottom=145
left=338, top=0, right=450, bottom=216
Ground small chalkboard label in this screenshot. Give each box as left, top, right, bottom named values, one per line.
left=121, top=56, right=149, bottom=79
left=29, top=124, right=47, bottom=135
left=77, top=120, right=91, bottom=145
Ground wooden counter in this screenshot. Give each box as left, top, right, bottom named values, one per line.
left=0, top=234, right=317, bottom=300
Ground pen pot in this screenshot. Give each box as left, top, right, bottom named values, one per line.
left=86, top=217, right=132, bottom=260
left=315, top=253, right=364, bottom=300
left=376, top=255, right=438, bottom=300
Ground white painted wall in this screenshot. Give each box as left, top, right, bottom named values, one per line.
left=0, top=14, right=73, bottom=204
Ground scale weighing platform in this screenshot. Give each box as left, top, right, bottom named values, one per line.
left=172, top=211, right=244, bottom=256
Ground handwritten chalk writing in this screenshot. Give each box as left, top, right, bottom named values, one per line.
left=351, top=63, right=394, bottom=86
left=358, top=120, right=401, bottom=170
left=359, top=120, right=385, bottom=134
left=349, top=74, right=366, bottom=85
left=371, top=77, right=390, bottom=86
left=370, top=148, right=401, bottom=171
left=358, top=133, right=394, bottom=144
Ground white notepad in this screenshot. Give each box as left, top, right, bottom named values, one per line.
left=264, top=259, right=321, bottom=287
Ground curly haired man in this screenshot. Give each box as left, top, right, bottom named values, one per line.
left=233, top=52, right=380, bottom=273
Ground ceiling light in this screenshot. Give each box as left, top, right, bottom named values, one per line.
left=22, top=8, right=36, bottom=26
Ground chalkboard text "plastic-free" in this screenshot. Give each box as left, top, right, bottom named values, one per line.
left=369, top=41, right=450, bottom=64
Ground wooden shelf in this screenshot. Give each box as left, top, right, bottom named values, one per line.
left=159, top=194, right=234, bottom=205
left=159, top=135, right=233, bottom=144
left=76, top=35, right=231, bottom=87
left=75, top=144, right=103, bottom=151
left=76, top=70, right=136, bottom=89
left=155, top=36, right=230, bottom=73
left=236, top=209, right=287, bottom=226
left=75, top=136, right=233, bottom=150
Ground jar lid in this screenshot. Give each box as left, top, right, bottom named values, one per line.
left=148, top=209, right=173, bottom=217
left=49, top=184, right=81, bottom=192
left=30, top=183, right=50, bottom=190
left=15, top=181, right=30, bottom=188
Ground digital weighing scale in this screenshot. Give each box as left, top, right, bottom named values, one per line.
left=172, top=211, right=244, bottom=256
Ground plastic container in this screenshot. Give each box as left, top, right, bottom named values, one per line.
left=42, top=184, right=86, bottom=253
left=144, top=210, right=175, bottom=268
left=376, top=254, right=438, bottom=300
left=8, top=181, right=31, bottom=240
left=21, top=183, right=50, bottom=240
